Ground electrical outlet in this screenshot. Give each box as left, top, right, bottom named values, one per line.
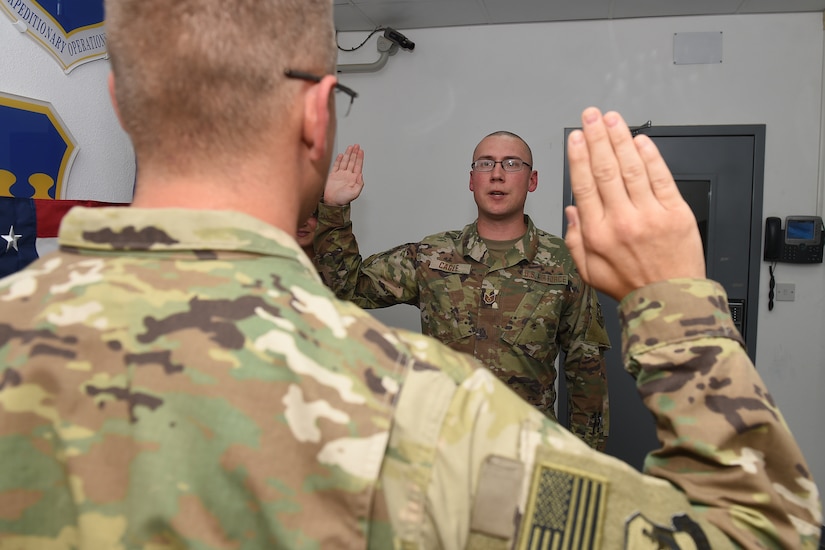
left=775, top=283, right=796, bottom=301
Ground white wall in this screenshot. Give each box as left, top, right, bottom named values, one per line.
left=335, top=13, right=825, bottom=496
left=2, top=11, right=823, bottom=499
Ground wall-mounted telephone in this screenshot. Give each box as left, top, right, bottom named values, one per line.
left=763, top=216, right=824, bottom=263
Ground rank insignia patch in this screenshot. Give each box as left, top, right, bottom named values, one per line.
left=518, top=462, right=607, bottom=550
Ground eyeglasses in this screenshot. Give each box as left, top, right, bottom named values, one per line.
left=471, top=158, right=532, bottom=172
left=284, top=69, right=358, bottom=117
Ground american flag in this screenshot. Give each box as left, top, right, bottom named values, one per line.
left=0, top=197, right=128, bottom=278
left=521, top=463, right=607, bottom=549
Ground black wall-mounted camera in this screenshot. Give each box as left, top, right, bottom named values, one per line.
left=383, top=27, right=415, bottom=51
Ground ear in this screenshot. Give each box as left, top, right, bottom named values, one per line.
left=469, top=172, right=475, bottom=192
left=108, top=72, right=126, bottom=130
left=301, top=75, right=336, bottom=162
left=528, top=170, right=538, bottom=193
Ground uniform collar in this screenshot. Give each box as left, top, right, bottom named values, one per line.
left=459, top=215, right=539, bottom=265
left=58, top=206, right=317, bottom=272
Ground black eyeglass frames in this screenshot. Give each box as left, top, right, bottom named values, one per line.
left=470, top=158, right=533, bottom=172
left=284, top=69, right=358, bottom=117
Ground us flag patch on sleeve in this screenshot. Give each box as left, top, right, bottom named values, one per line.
left=517, top=462, right=607, bottom=550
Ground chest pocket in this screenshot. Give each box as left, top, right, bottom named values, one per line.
left=498, top=269, right=569, bottom=364
left=418, top=259, right=475, bottom=345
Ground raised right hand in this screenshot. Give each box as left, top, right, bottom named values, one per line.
left=323, top=144, right=365, bottom=206
left=564, top=108, right=706, bottom=302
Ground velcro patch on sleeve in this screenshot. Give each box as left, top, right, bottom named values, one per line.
left=470, top=455, right=525, bottom=540
left=517, top=462, right=607, bottom=550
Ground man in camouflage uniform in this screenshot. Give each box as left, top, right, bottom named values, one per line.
left=315, top=139, right=611, bottom=450
left=0, top=0, right=820, bottom=547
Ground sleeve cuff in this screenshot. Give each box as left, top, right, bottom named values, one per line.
left=317, top=202, right=351, bottom=226
left=618, top=278, right=745, bottom=360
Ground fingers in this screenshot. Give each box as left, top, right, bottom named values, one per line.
left=633, top=135, right=682, bottom=210
left=340, top=144, right=362, bottom=173
left=352, top=145, right=364, bottom=176
left=332, top=153, right=344, bottom=172
left=577, top=107, right=631, bottom=210
left=566, top=127, right=603, bottom=224
left=598, top=116, right=686, bottom=218
left=331, top=144, right=363, bottom=175
left=568, top=107, right=707, bottom=298
left=600, top=111, right=657, bottom=208
left=573, top=108, right=677, bottom=216
left=563, top=205, right=589, bottom=283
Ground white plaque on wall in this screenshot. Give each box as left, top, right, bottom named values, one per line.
left=673, top=32, right=723, bottom=65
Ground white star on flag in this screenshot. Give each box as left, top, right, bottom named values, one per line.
left=2, top=225, right=22, bottom=252
left=1, top=197, right=129, bottom=277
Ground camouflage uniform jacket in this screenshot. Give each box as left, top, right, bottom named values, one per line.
left=0, top=208, right=820, bottom=549
left=314, top=203, right=611, bottom=449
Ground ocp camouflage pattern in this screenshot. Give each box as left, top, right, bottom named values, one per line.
left=0, top=208, right=820, bottom=549
left=616, top=279, right=822, bottom=548
left=314, top=203, right=610, bottom=449
left=0, top=208, right=406, bottom=548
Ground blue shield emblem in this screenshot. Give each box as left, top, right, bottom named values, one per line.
left=32, top=0, right=104, bottom=33
left=0, top=92, right=78, bottom=200
left=1, top=0, right=106, bottom=72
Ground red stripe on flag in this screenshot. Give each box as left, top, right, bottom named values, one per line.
left=33, top=199, right=129, bottom=237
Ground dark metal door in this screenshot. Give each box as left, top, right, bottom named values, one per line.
left=561, top=125, right=766, bottom=470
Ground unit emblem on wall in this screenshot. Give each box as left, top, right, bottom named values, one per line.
left=0, top=91, right=78, bottom=200
left=2, top=0, right=105, bottom=73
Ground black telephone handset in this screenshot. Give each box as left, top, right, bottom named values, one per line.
left=764, top=217, right=782, bottom=261
left=764, top=215, right=824, bottom=264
